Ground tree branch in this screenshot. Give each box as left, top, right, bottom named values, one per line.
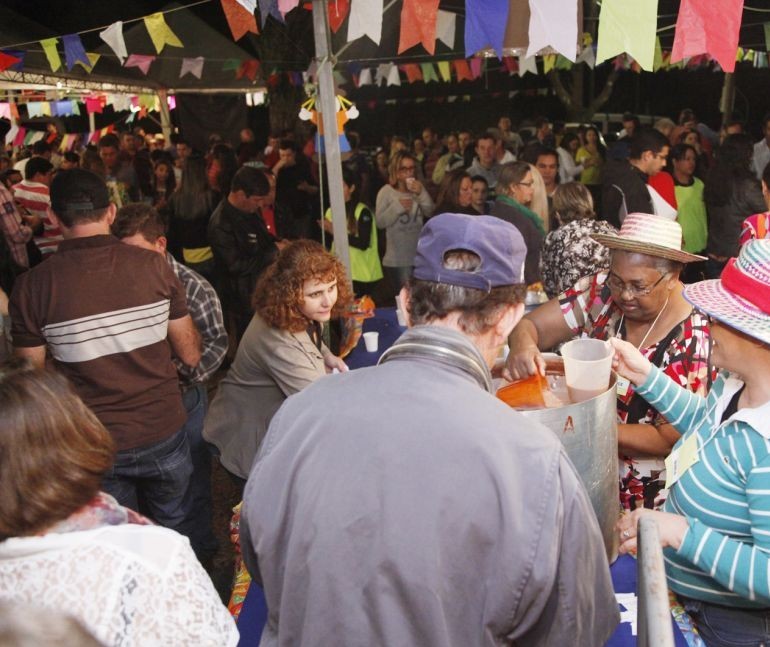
left=588, top=68, right=620, bottom=115
left=547, top=70, right=573, bottom=110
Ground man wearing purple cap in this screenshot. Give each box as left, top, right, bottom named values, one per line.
left=239, top=213, right=618, bottom=646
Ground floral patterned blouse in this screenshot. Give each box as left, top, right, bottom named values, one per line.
left=539, top=219, right=617, bottom=298
left=558, top=272, right=713, bottom=509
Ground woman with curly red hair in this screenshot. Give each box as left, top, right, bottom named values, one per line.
left=204, top=240, right=353, bottom=486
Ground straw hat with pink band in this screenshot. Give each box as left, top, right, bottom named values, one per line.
left=683, top=239, right=770, bottom=345
left=590, top=212, right=706, bottom=264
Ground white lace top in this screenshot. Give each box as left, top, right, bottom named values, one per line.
left=0, top=524, right=239, bottom=646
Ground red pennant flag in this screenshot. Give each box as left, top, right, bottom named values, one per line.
left=402, top=63, right=423, bottom=83
left=221, top=0, right=259, bottom=41
left=502, top=56, right=517, bottom=74
left=398, top=0, right=441, bottom=55
left=452, top=59, right=473, bottom=82
left=328, top=0, right=349, bottom=34
left=237, top=59, right=260, bottom=81
left=469, top=57, right=482, bottom=79
left=671, top=0, right=743, bottom=73
left=0, top=51, right=21, bottom=72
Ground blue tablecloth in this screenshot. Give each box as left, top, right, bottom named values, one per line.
left=344, top=307, right=406, bottom=370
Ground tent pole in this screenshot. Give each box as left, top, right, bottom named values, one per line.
left=157, top=88, right=172, bottom=143
left=312, top=0, right=351, bottom=279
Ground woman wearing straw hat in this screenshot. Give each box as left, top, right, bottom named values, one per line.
left=507, top=212, right=712, bottom=509
left=614, top=239, right=770, bottom=646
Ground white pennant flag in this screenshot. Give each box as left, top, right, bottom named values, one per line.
left=180, top=56, right=204, bottom=79
left=235, top=0, right=256, bottom=11
left=386, top=63, right=401, bottom=86
left=99, top=21, right=127, bottom=64
left=436, top=10, right=456, bottom=49
left=518, top=55, right=538, bottom=77
left=348, top=0, right=383, bottom=45
left=375, top=63, right=390, bottom=85
left=576, top=45, right=595, bottom=68
left=526, top=0, right=578, bottom=61
left=358, top=68, right=373, bottom=86
left=5, top=123, right=18, bottom=145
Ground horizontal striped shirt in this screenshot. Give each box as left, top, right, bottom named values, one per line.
left=12, top=180, right=62, bottom=256
left=636, top=366, right=770, bottom=608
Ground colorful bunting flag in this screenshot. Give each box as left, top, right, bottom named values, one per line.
left=403, top=64, right=423, bottom=83
left=258, top=0, right=284, bottom=27
left=437, top=60, right=452, bottom=81
left=765, top=23, right=770, bottom=52
left=386, top=64, right=401, bottom=86
left=543, top=54, right=557, bottom=73
left=221, top=0, right=259, bottom=40
left=144, top=12, right=183, bottom=53
left=421, top=62, right=438, bottom=82
left=595, top=0, right=658, bottom=71
left=398, top=0, right=440, bottom=55
left=180, top=57, right=205, bottom=79
left=435, top=10, right=456, bottom=49
left=358, top=68, right=373, bottom=86
left=671, top=0, right=743, bottom=73
left=327, top=0, right=349, bottom=33
left=465, top=0, right=509, bottom=58
left=375, top=63, right=389, bottom=85
left=55, top=100, right=74, bottom=116
left=576, top=43, right=595, bottom=68
left=40, top=38, right=61, bottom=72
left=99, top=22, right=127, bottom=64
left=5, top=123, right=19, bottom=146
left=13, top=127, right=26, bottom=148
left=452, top=59, right=473, bottom=81
left=85, top=97, right=104, bottom=114
left=469, top=57, right=482, bottom=79
left=62, top=34, right=90, bottom=70
left=124, top=54, right=156, bottom=75
left=76, top=53, right=101, bottom=72
left=0, top=51, right=21, bottom=73
left=348, top=0, right=383, bottom=46
left=526, top=0, right=578, bottom=61
left=502, top=56, right=517, bottom=74
left=237, top=59, right=260, bottom=81
left=278, top=0, right=300, bottom=17
left=518, top=55, right=538, bottom=76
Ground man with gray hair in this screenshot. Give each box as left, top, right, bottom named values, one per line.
left=240, top=212, right=618, bottom=646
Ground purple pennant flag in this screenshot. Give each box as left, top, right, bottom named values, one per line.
left=258, top=0, right=284, bottom=27
left=464, top=0, right=509, bottom=58
left=55, top=100, right=73, bottom=116
left=62, top=34, right=90, bottom=71
left=3, top=50, right=25, bottom=71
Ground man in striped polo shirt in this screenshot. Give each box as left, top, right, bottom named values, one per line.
left=9, top=169, right=202, bottom=532
left=12, top=156, right=62, bottom=259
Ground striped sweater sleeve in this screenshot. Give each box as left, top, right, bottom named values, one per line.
left=634, top=364, right=709, bottom=435
left=676, top=453, right=770, bottom=603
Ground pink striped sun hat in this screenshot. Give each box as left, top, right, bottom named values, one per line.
left=683, top=239, right=770, bottom=345
left=591, top=212, right=706, bottom=264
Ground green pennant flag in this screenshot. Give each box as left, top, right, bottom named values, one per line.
left=421, top=62, right=438, bottom=82
left=653, top=37, right=663, bottom=72
left=555, top=55, right=572, bottom=70
left=222, top=58, right=241, bottom=71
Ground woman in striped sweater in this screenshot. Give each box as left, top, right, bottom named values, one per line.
left=614, top=238, right=770, bottom=647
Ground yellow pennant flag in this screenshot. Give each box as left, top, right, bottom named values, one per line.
left=76, top=52, right=101, bottom=72
left=144, top=12, right=183, bottom=53
left=437, top=60, right=451, bottom=82
left=543, top=54, right=557, bottom=73
left=595, top=0, right=658, bottom=71
left=40, top=38, right=62, bottom=72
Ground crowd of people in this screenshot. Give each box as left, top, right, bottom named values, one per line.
left=1, top=105, right=770, bottom=645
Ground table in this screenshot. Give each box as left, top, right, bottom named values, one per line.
left=236, top=554, right=689, bottom=646
left=344, top=307, right=405, bottom=370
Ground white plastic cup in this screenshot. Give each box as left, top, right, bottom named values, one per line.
left=561, top=338, right=612, bottom=403
left=396, top=309, right=407, bottom=327
left=363, top=331, right=379, bottom=352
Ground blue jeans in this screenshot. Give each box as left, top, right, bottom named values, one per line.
left=681, top=596, right=770, bottom=647
left=176, top=384, right=218, bottom=560
left=102, top=426, right=192, bottom=533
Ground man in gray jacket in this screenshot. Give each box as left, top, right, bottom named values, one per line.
left=240, top=213, right=619, bottom=646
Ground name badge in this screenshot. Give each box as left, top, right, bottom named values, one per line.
left=665, top=432, right=699, bottom=489
left=616, top=376, right=631, bottom=398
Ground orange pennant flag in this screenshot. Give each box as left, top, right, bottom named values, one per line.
left=398, top=0, right=441, bottom=55
left=221, top=0, right=259, bottom=40
left=402, top=63, right=423, bottom=83
left=452, top=59, right=473, bottom=81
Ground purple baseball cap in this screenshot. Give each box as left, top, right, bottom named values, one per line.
left=412, top=213, right=526, bottom=291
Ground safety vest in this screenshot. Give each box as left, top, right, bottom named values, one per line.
left=325, top=202, right=383, bottom=283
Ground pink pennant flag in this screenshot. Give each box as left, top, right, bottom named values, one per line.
left=278, top=0, right=300, bottom=17
left=13, top=127, right=27, bottom=147
left=180, top=57, right=204, bottom=79
left=124, top=54, right=156, bottom=75
left=671, top=0, right=743, bottom=73
left=0, top=103, right=10, bottom=120
left=85, top=97, right=103, bottom=114
left=469, top=57, right=482, bottom=79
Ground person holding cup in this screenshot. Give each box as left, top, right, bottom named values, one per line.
left=375, top=151, right=434, bottom=299
left=506, top=213, right=713, bottom=509
left=614, top=239, right=770, bottom=647
left=204, top=240, right=353, bottom=486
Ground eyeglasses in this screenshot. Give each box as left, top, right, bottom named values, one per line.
left=607, top=272, right=668, bottom=297
left=399, top=165, right=416, bottom=172
left=517, top=180, right=535, bottom=188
